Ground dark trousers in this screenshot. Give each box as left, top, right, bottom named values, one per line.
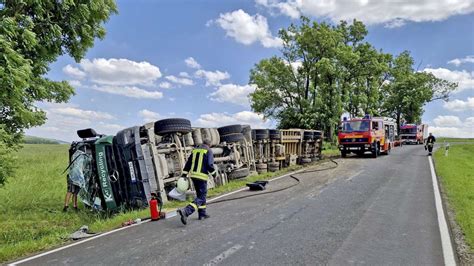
left=184, top=178, right=207, bottom=217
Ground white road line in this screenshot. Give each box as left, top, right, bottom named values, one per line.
left=204, top=244, right=243, bottom=265
left=10, top=167, right=311, bottom=265
left=428, top=156, right=456, bottom=266
left=9, top=220, right=150, bottom=265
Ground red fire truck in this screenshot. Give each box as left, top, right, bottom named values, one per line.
left=338, top=115, right=396, bottom=158
left=400, top=124, right=428, bottom=145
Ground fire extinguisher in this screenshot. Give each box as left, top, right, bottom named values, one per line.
left=150, top=195, right=160, bottom=221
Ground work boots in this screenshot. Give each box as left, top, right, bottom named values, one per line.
left=199, top=214, right=210, bottom=220
left=177, top=209, right=188, bottom=225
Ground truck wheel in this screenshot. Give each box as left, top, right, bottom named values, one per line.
left=341, top=150, right=347, bottom=158
left=256, top=163, right=268, bottom=174
left=154, top=118, right=192, bottom=135
left=268, top=162, right=280, bottom=172
left=372, top=143, right=379, bottom=158
left=217, top=124, right=242, bottom=136
left=220, top=133, right=244, bottom=143
left=255, top=129, right=269, bottom=140
left=228, top=167, right=250, bottom=180
left=269, top=129, right=280, bottom=140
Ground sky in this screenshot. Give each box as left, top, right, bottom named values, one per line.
left=27, top=0, right=474, bottom=141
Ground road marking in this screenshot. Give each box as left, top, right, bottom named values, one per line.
left=9, top=220, right=149, bottom=265
left=204, top=244, right=243, bottom=265
left=9, top=167, right=310, bottom=265
left=428, top=156, right=456, bottom=266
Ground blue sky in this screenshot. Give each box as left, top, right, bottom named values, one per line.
left=28, top=0, right=474, bottom=141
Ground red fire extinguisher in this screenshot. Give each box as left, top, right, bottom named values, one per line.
left=150, top=196, right=160, bottom=221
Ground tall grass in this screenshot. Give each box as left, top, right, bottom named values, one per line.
left=434, top=144, right=474, bottom=251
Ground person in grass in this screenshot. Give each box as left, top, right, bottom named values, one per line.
left=63, top=175, right=80, bottom=212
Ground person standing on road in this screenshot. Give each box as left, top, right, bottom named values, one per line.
left=425, top=133, right=436, bottom=155
left=178, top=138, right=217, bottom=225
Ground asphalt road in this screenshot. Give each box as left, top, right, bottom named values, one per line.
left=19, top=144, right=445, bottom=265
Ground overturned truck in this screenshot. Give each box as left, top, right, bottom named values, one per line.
left=67, top=118, right=323, bottom=212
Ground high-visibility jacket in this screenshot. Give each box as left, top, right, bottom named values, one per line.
left=182, top=145, right=216, bottom=181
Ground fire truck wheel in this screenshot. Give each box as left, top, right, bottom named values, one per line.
left=228, top=167, right=250, bottom=180
left=372, top=143, right=379, bottom=158
left=154, top=118, right=192, bottom=135
left=218, top=124, right=243, bottom=136
left=341, top=150, right=347, bottom=158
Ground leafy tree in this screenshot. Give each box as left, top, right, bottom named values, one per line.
left=0, top=0, right=117, bottom=186
left=381, top=51, right=457, bottom=132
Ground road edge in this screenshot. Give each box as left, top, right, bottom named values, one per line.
left=428, top=156, right=457, bottom=266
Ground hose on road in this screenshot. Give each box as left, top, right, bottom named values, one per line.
left=208, top=158, right=339, bottom=205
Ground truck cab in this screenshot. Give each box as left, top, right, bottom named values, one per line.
left=338, top=115, right=396, bottom=158
left=400, top=124, right=428, bottom=145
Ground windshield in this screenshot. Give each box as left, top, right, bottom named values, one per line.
left=400, top=128, right=416, bottom=134
left=341, top=120, right=370, bottom=132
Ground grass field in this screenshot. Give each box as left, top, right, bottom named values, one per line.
left=437, top=138, right=474, bottom=143
left=434, top=143, right=474, bottom=252
left=0, top=144, right=319, bottom=262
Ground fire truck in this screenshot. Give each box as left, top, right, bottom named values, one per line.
left=400, top=124, right=428, bottom=144
left=338, top=115, right=396, bottom=158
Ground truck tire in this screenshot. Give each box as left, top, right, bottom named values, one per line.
left=341, top=149, right=347, bottom=158
left=192, top=129, right=203, bottom=146
left=220, top=133, right=244, bottom=143
left=218, top=124, right=242, bottom=136
left=228, top=167, right=250, bottom=180
left=256, top=163, right=268, bottom=174
left=255, top=129, right=269, bottom=140
left=268, top=162, right=280, bottom=172
left=154, top=118, right=192, bottom=135
left=269, top=129, right=280, bottom=140
left=303, top=131, right=314, bottom=141
left=372, top=143, right=379, bottom=158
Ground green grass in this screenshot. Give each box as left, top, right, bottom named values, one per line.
left=437, top=138, right=474, bottom=143
left=0, top=144, right=318, bottom=262
left=322, top=141, right=340, bottom=157
left=434, top=144, right=474, bottom=252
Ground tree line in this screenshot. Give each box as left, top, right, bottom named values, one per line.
left=249, top=17, right=457, bottom=141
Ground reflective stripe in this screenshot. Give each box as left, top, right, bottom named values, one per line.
left=198, top=205, right=206, bottom=209
left=182, top=170, right=188, bottom=175
left=190, top=202, right=198, bottom=211
left=209, top=169, right=217, bottom=176
left=190, top=148, right=209, bottom=180
left=191, top=172, right=208, bottom=180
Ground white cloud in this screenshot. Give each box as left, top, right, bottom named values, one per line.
left=256, top=0, right=474, bottom=27
left=443, top=97, right=474, bottom=112
left=68, top=80, right=83, bottom=87
left=179, top=72, right=191, bottom=78
left=429, top=115, right=474, bottom=138
left=75, top=58, right=162, bottom=86
left=185, top=57, right=201, bottom=69
left=423, top=68, right=474, bottom=93
left=26, top=104, right=125, bottom=142
left=138, top=109, right=163, bottom=123
left=63, top=65, right=86, bottom=79
left=433, top=115, right=462, bottom=127
left=214, top=9, right=283, bottom=48
left=49, top=107, right=116, bottom=120
left=91, top=85, right=163, bottom=99
left=195, top=111, right=272, bottom=128
left=448, top=55, right=474, bottom=67
left=209, top=84, right=256, bottom=106
left=195, top=69, right=231, bottom=86
left=165, top=75, right=194, bottom=86
left=159, top=82, right=172, bottom=89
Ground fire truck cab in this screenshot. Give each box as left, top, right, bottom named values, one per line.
left=400, top=124, right=428, bottom=145
left=338, top=115, right=396, bottom=158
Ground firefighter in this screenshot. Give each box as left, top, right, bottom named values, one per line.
left=177, top=138, right=217, bottom=225
left=425, top=133, right=436, bottom=155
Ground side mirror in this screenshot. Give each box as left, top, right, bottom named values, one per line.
left=338, top=126, right=342, bottom=131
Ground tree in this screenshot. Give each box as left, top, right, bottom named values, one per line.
left=0, top=0, right=117, bottom=186
left=381, top=51, right=457, bottom=132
